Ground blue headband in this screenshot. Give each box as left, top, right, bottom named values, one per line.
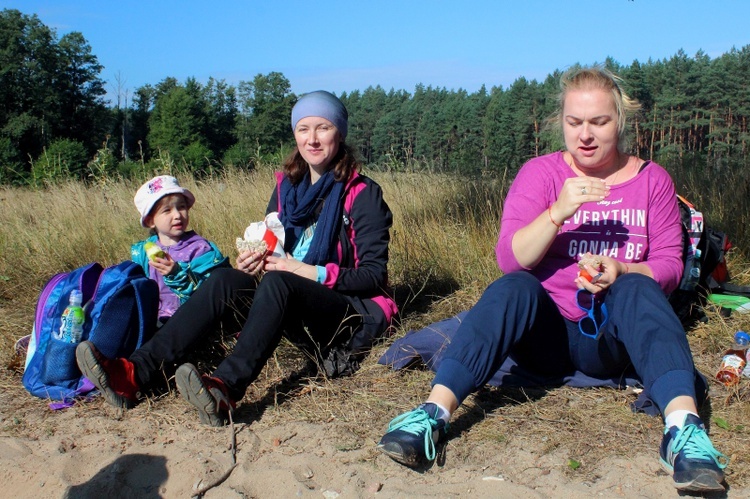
left=291, top=90, right=348, bottom=138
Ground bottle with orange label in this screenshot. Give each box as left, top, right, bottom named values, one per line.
left=716, top=331, right=749, bottom=386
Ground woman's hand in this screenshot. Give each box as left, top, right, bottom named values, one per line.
left=236, top=249, right=266, bottom=276
left=264, top=254, right=318, bottom=280
left=549, top=176, right=610, bottom=225
left=149, top=254, right=176, bottom=276
left=575, top=253, right=628, bottom=293
left=513, top=176, right=611, bottom=269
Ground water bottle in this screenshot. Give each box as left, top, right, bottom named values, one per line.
left=716, top=331, right=749, bottom=386
left=689, top=249, right=702, bottom=283
left=59, top=289, right=85, bottom=343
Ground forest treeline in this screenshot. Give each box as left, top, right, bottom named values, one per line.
left=2, top=8, right=750, bottom=185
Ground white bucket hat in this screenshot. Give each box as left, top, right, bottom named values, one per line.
left=134, top=175, right=195, bottom=227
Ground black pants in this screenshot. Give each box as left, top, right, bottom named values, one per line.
left=130, top=268, right=362, bottom=401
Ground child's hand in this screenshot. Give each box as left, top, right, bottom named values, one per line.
left=149, top=254, right=176, bottom=276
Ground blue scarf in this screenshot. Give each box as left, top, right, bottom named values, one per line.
left=279, top=170, right=345, bottom=266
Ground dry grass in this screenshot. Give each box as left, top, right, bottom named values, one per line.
left=1, top=166, right=749, bottom=489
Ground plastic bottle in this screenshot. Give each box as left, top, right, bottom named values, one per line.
left=716, top=331, right=750, bottom=386
left=59, top=289, right=85, bottom=343
left=689, top=249, right=702, bottom=284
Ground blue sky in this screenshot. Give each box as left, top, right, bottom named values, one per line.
left=5, top=1, right=750, bottom=104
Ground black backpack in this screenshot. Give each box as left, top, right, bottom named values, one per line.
left=668, top=196, right=746, bottom=326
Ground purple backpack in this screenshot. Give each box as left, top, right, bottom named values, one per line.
left=21, top=261, right=158, bottom=405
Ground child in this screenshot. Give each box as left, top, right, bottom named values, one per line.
left=132, top=175, right=228, bottom=322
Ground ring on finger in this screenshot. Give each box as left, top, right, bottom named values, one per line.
left=581, top=186, right=587, bottom=195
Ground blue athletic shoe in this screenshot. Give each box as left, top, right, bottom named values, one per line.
left=659, top=414, right=728, bottom=492
left=377, top=402, right=448, bottom=467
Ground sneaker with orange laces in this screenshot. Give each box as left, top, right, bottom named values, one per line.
left=75, top=341, right=141, bottom=409
left=175, top=363, right=236, bottom=427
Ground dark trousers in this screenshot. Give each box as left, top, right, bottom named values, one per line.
left=433, top=271, right=701, bottom=415
left=130, top=268, right=361, bottom=401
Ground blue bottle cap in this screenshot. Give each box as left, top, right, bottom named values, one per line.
left=734, top=331, right=750, bottom=346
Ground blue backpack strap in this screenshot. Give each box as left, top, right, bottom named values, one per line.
left=129, top=272, right=159, bottom=349
left=61, top=262, right=156, bottom=405
left=86, top=261, right=157, bottom=359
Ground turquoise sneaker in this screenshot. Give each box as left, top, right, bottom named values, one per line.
left=659, top=414, right=728, bottom=492
left=377, top=403, right=448, bottom=467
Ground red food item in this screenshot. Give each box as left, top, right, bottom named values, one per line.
left=579, top=269, right=594, bottom=282
left=577, top=254, right=603, bottom=282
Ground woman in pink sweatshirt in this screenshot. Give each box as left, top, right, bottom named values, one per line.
left=379, top=67, right=728, bottom=494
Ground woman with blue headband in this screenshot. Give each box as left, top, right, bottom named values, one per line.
left=76, top=91, right=397, bottom=426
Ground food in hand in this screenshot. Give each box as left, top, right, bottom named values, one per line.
left=236, top=237, right=268, bottom=254
left=144, top=241, right=165, bottom=261
left=577, top=254, right=603, bottom=282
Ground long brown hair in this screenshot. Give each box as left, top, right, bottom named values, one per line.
left=281, top=142, right=360, bottom=185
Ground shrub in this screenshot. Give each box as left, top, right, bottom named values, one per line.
left=181, top=141, right=214, bottom=174
left=0, top=137, right=23, bottom=185
left=31, top=139, right=89, bottom=184
left=222, top=143, right=255, bottom=170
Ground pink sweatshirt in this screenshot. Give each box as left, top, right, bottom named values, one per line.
left=496, top=151, right=683, bottom=321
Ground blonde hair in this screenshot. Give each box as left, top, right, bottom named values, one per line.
left=553, top=66, right=641, bottom=152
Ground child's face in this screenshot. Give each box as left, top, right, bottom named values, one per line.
left=145, top=194, right=190, bottom=244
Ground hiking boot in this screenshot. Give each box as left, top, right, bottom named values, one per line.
left=175, top=363, right=235, bottom=427
left=659, top=413, right=729, bottom=492
left=75, top=341, right=140, bottom=409
left=377, top=402, right=448, bottom=467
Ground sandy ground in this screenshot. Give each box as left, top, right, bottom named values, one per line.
left=0, top=366, right=747, bottom=499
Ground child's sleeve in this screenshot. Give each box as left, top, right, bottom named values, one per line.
left=163, top=241, right=229, bottom=303
left=130, top=240, right=150, bottom=275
